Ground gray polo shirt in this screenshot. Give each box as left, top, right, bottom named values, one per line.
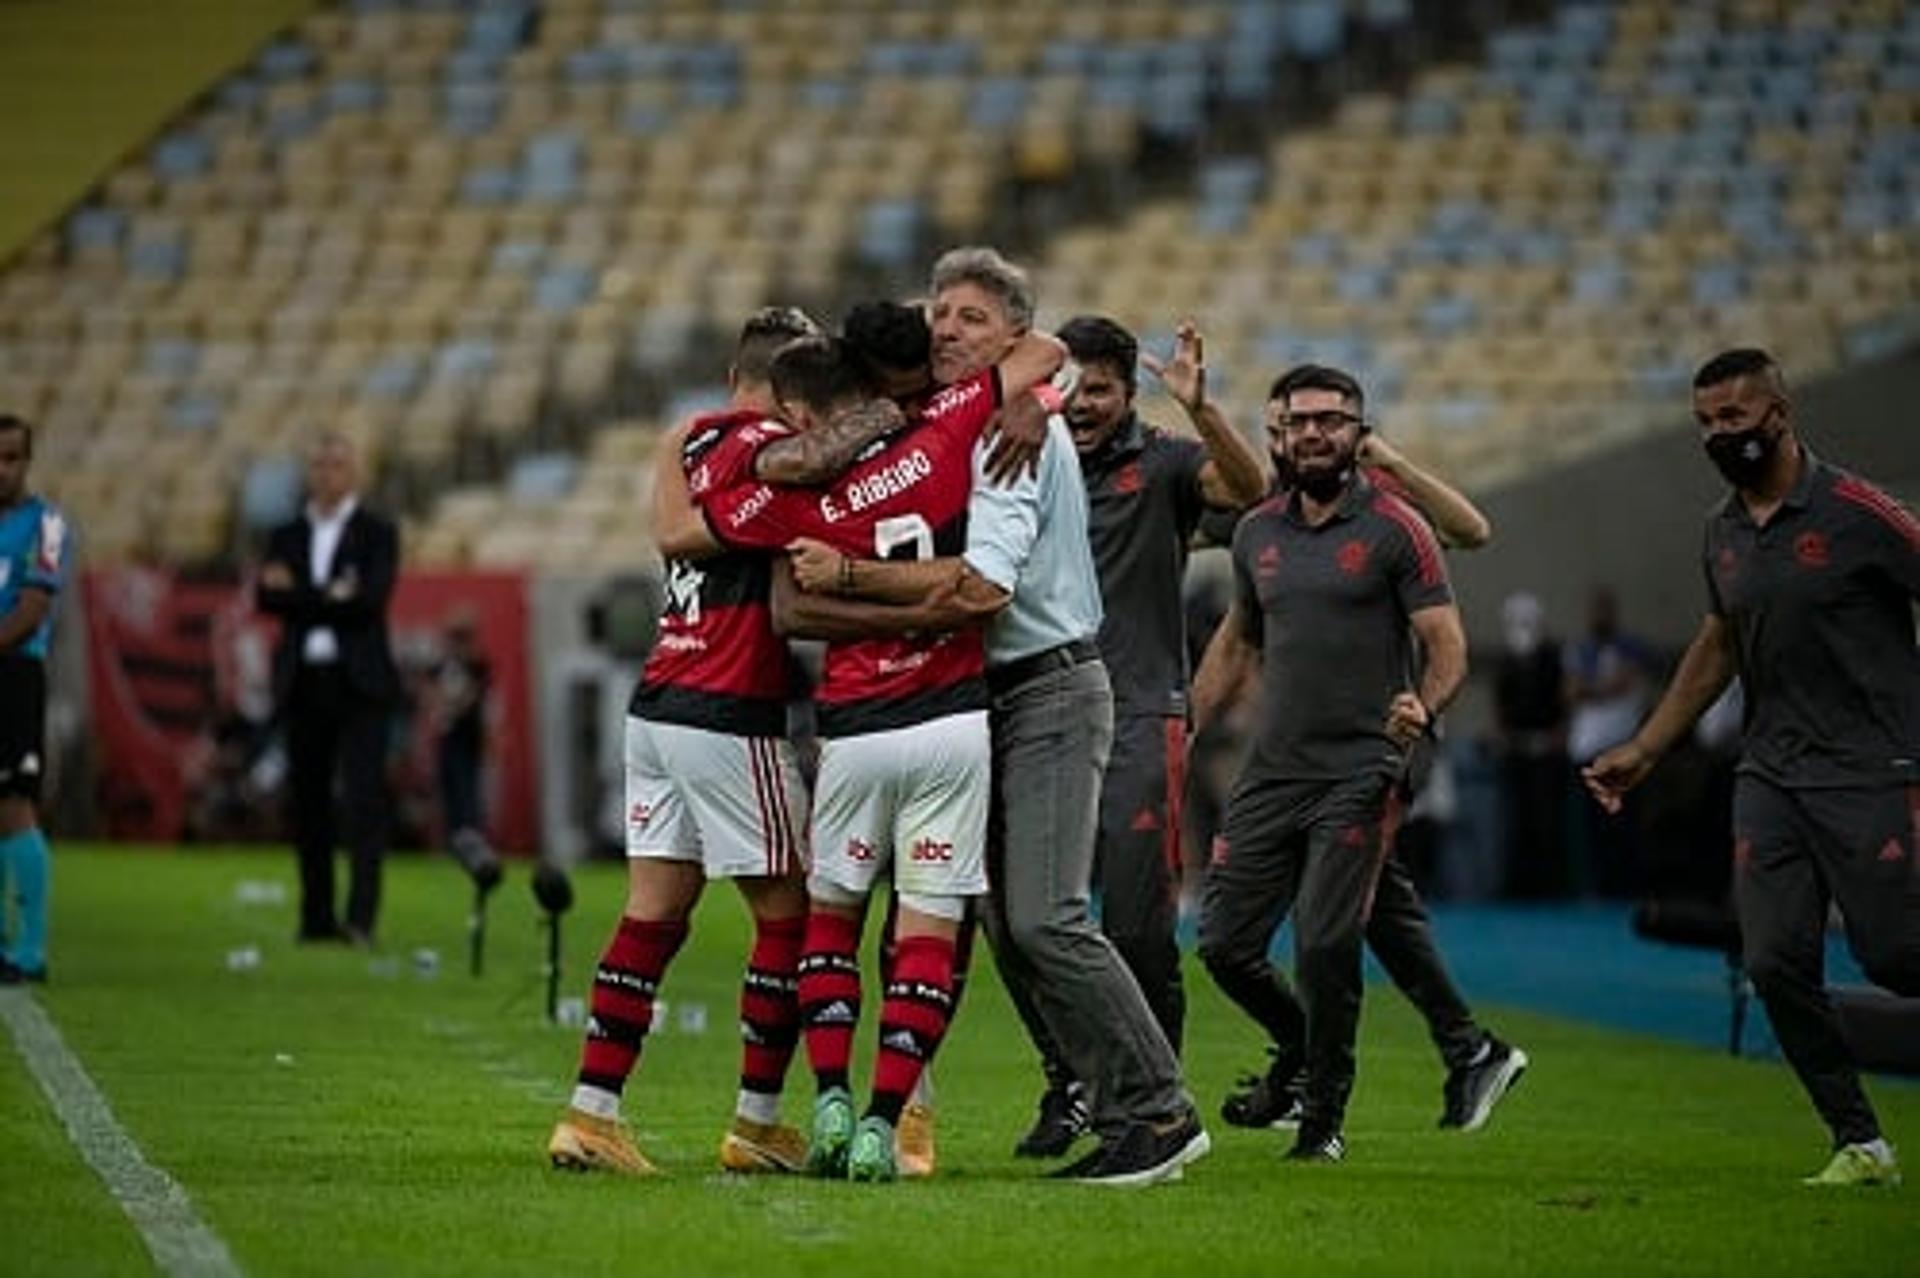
left=1080, top=414, right=1211, bottom=719
left=1703, top=450, right=1920, bottom=789
left=1230, top=475, right=1454, bottom=782
left=965, top=415, right=1104, bottom=666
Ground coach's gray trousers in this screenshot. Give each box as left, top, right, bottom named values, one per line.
left=979, top=654, right=1190, bottom=1137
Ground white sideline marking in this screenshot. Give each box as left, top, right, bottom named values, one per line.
left=0, top=989, right=244, bottom=1278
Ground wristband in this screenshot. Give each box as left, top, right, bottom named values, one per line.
left=1031, top=382, right=1065, bottom=415
left=837, top=554, right=855, bottom=595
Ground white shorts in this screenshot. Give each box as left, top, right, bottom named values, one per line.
left=625, top=717, right=809, bottom=880
left=809, top=711, right=989, bottom=906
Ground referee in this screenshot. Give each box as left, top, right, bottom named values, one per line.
left=0, top=415, right=68, bottom=985
left=1585, top=348, right=1918, bottom=1187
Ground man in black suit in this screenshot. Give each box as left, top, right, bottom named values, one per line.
left=258, top=432, right=400, bottom=944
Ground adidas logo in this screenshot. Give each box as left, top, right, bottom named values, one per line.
left=1879, top=839, right=1906, bottom=864
left=1130, top=807, right=1160, bottom=832
left=813, top=1000, right=856, bottom=1025
left=881, top=1029, right=923, bottom=1056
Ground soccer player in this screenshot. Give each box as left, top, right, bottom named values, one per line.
left=657, top=324, right=1066, bottom=1182
left=997, top=315, right=1266, bottom=1158
left=549, top=306, right=888, bottom=1177
left=1584, top=348, right=1918, bottom=1187
left=1192, top=364, right=1469, bottom=1162
left=0, top=415, right=66, bottom=985
left=784, top=249, right=1208, bottom=1185
left=1203, top=373, right=1524, bottom=1138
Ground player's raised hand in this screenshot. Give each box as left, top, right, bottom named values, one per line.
left=786, top=537, right=841, bottom=594
left=1142, top=320, right=1206, bottom=414
left=1582, top=740, right=1655, bottom=815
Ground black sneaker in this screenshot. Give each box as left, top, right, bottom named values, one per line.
left=1439, top=1037, right=1528, bottom=1132
left=1050, top=1110, right=1211, bottom=1186
left=1221, top=1049, right=1305, bottom=1129
left=1013, top=1081, right=1090, bottom=1158
left=0, top=957, right=46, bottom=985
left=1285, top=1125, right=1346, bottom=1163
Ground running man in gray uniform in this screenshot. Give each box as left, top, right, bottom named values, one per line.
left=1192, top=364, right=1471, bottom=1162
left=1200, top=373, right=1523, bottom=1139
left=1586, top=348, right=1918, bottom=1188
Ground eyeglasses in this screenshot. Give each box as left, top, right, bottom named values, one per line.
left=1279, top=410, right=1363, bottom=433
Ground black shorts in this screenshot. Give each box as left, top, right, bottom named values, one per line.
left=0, top=655, right=47, bottom=802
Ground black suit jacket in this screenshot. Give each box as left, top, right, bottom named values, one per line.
left=258, top=504, right=401, bottom=706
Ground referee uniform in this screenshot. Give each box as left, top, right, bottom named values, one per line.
left=0, top=491, right=67, bottom=980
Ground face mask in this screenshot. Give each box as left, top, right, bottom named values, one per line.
left=1703, top=410, right=1780, bottom=489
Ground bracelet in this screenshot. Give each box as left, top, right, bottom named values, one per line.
left=1031, top=382, right=1065, bottom=415
left=837, top=554, right=855, bottom=595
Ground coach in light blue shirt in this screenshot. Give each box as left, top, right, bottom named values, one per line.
left=928, top=249, right=1202, bottom=1185
left=963, top=412, right=1103, bottom=663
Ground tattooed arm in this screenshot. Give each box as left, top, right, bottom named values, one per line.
left=752, top=397, right=906, bottom=486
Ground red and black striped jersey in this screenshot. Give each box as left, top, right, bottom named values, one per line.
left=628, top=408, right=792, bottom=737
left=703, top=369, right=1004, bottom=737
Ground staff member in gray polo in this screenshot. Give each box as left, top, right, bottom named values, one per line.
left=786, top=247, right=1206, bottom=1186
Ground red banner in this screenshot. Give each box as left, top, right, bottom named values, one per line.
left=82, top=568, right=539, bottom=853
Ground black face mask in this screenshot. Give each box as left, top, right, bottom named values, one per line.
left=1704, top=411, right=1780, bottom=490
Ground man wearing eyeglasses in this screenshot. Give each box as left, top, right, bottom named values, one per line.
left=1585, top=348, right=1919, bottom=1188
left=1191, top=364, right=1469, bottom=1162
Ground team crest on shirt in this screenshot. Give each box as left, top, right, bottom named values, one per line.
left=1255, top=545, right=1281, bottom=580
left=1336, top=539, right=1371, bottom=576
left=664, top=560, right=705, bottom=624
left=628, top=800, right=653, bottom=831
left=1113, top=462, right=1144, bottom=495
left=1716, top=546, right=1738, bottom=580
left=36, top=511, right=66, bottom=575
left=1793, top=531, right=1830, bottom=569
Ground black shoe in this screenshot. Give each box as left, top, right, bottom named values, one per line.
left=1439, top=1037, right=1528, bottom=1132
left=0, top=957, right=47, bottom=985
left=1285, top=1125, right=1345, bottom=1163
left=1221, top=1048, right=1305, bottom=1129
left=296, top=924, right=349, bottom=945
left=1049, top=1109, right=1211, bottom=1186
left=1013, top=1081, right=1091, bottom=1158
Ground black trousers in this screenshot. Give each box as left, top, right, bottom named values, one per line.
left=287, top=665, right=391, bottom=938
left=1091, top=713, right=1188, bottom=1053
left=1734, top=776, right=1920, bottom=1146
left=1200, top=771, right=1398, bottom=1132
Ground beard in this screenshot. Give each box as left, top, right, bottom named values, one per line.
left=1290, top=444, right=1357, bottom=502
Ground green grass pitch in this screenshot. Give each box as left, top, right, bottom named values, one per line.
left=1, top=846, right=1913, bottom=1276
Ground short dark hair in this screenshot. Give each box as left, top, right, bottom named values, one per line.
left=1693, top=347, right=1783, bottom=391
left=734, top=306, right=822, bottom=384
left=0, top=414, right=32, bottom=455
left=842, top=300, right=931, bottom=385
left=1270, top=364, right=1364, bottom=410
left=1057, top=315, right=1138, bottom=393
left=769, top=336, right=867, bottom=414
